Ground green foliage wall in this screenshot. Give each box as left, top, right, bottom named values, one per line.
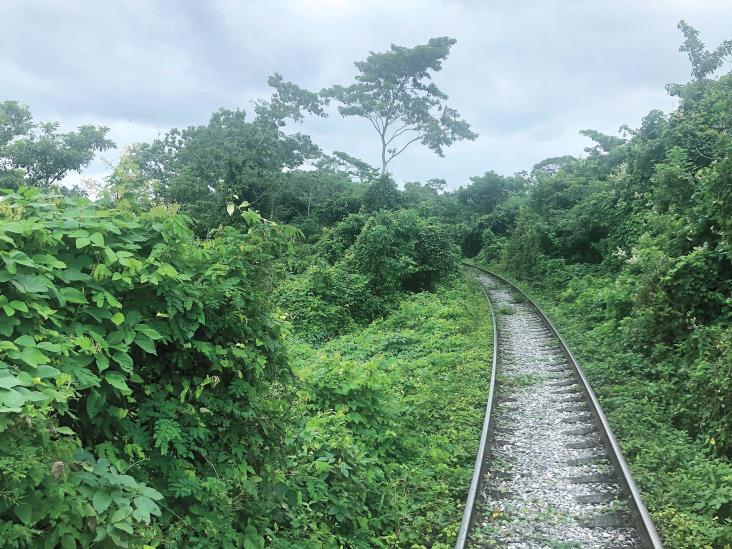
left=469, top=46, right=732, bottom=547
left=279, top=278, right=492, bottom=547
left=0, top=188, right=293, bottom=547
left=279, top=209, right=460, bottom=340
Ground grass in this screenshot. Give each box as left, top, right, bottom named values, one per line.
left=471, top=262, right=732, bottom=548
left=505, top=373, right=542, bottom=388
left=496, top=304, right=515, bottom=315
left=286, top=274, right=494, bottom=547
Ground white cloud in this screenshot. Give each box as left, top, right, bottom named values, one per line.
left=2, top=0, right=731, bottom=190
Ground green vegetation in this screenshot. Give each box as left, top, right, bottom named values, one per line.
left=280, top=279, right=491, bottom=547
left=0, top=188, right=296, bottom=547
left=0, top=34, right=480, bottom=548
left=496, top=304, right=515, bottom=315
left=465, top=22, right=732, bottom=548
left=278, top=208, right=459, bottom=341
left=1, top=19, right=731, bottom=549
left=0, top=184, right=486, bottom=546
left=502, top=373, right=542, bottom=388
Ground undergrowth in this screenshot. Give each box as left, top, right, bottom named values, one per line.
left=279, top=276, right=492, bottom=547
left=476, top=264, right=732, bottom=548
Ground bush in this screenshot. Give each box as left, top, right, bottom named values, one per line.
left=362, top=175, right=402, bottom=212
left=502, top=208, right=554, bottom=279
left=277, top=263, right=379, bottom=341
left=314, top=213, right=369, bottom=265
left=281, top=209, right=460, bottom=340
left=346, top=209, right=460, bottom=296
left=0, top=188, right=293, bottom=547
left=280, top=277, right=492, bottom=547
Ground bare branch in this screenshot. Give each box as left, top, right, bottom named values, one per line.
left=385, top=123, right=416, bottom=146
left=384, top=134, right=425, bottom=168
left=364, top=113, right=381, bottom=135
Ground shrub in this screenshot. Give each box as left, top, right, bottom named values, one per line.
left=502, top=208, right=554, bottom=279
left=362, top=175, right=402, bottom=212
left=281, top=210, right=460, bottom=340
left=277, top=263, right=378, bottom=341
left=314, top=213, right=369, bottom=265
left=0, top=188, right=293, bottom=547
left=346, top=209, right=460, bottom=296
left=281, top=278, right=492, bottom=547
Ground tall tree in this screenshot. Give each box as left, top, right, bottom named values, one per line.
left=320, top=37, right=477, bottom=174
left=262, top=38, right=476, bottom=175
left=129, top=107, right=321, bottom=235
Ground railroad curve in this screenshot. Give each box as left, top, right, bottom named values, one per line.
left=456, top=267, right=663, bottom=549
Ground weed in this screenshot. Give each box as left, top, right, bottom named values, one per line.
left=497, top=304, right=516, bottom=315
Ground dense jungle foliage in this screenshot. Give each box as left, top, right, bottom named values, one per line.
left=0, top=21, right=730, bottom=549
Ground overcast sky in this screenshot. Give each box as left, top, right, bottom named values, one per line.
left=3, top=0, right=732, bottom=190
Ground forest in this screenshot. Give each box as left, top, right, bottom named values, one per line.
left=0, top=19, right=731, bottom=549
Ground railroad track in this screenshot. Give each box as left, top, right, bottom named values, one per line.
left=456, top=266, right=662, bottom=549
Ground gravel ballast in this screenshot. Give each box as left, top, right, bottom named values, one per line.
left=470, top=273, right=641, bottom=548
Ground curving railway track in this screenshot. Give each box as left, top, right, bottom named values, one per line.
left=456, top=266, right=663, bottom=549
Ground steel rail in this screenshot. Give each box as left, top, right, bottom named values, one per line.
left=456, top=265, right=663, bottom=549
left=454, top=267, right=499, bottom=549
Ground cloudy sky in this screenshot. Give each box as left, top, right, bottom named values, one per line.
left=3, top=0, right=732, bottom=189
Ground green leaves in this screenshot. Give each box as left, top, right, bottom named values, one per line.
left=86, top=390, right=104, bottom=418
left=90, top=232, right=105, bottom=247
left=14, top=335, right=34, bottom=347
left=0, top=187, right=293, bottom=547
left=135, top=324, right=162, bottom=341
left=58, top=286, right=87, bottom=304
left=104, top=373, right=131, bottom=395
left=243, top=524, right=265, bottom=549
left=0, top=387, right=26, bottom=409
left=18, top=346, right=49, bottom=367
left=1, top=249, right=38, bottom=274
left=14, top=502, right=33, bottom=525
left=12, top=274, right=49, bottom=293
left=133, top=333, right=156, bottom=354
left=10, top=300, right=28, bottom=313
left=0, top=295, right=30, bottom=316
left=37, top=364, right=61, bottom=378
left=0, top=375, right=22, bottom=389
left=131, top=495, right=160, bottom=524
left=111, top=312, right=125, bottom=326
left=111, top=352, right=133, bottom=372
left=110, top=504, right=132, bottom=523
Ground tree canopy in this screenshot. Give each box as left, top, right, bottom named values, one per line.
left=0, top=101, right=113, bottom=189
left=677, top=19, right=732, bottom=79
left=322, top=37, right=477, bottom=174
